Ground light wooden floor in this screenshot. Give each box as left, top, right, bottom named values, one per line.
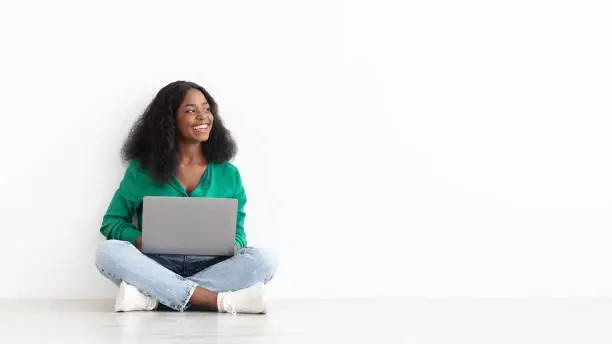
left=1, top=298, right=612, bottom=343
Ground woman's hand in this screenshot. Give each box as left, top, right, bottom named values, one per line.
left=234, top=245, right=238, bottom=254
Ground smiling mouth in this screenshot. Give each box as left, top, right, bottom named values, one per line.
left=192, top=123, right=210, bottom=131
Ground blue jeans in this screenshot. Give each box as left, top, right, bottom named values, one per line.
left=95, top=240, right=277, bottom=311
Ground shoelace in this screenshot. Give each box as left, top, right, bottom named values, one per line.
left=224, top=300, right=238, bottom=316
left=220, top=293, right=237, bottom=316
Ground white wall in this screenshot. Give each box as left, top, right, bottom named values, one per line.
left=0, top=0, right=610, bottom=299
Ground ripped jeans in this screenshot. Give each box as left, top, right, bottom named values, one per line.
left=95, top=240, right=277, bottom=311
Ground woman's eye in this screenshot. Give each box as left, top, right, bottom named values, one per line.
left=186, top=109, right=195, bottom=113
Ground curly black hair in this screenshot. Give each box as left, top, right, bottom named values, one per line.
left=121, top=80, right=237, bottom=183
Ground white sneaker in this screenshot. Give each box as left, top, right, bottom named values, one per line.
left=114, top=281, right=159, bottom=312
left=218, top=282, right=267, bottom=315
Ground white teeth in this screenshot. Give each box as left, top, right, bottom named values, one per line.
left=193, top=124, right=209, bottom=130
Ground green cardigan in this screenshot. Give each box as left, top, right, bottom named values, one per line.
left=100, top=160, right=247, bottom=249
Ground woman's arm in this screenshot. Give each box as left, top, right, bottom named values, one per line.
left=233, top=168, right=248, bottom=250
left=100, top=162, right=142, bottom=246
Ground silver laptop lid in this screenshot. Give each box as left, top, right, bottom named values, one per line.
left=141, top=196, right=238, bottom=256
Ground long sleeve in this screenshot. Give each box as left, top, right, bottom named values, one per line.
left=233, top=168, right=248, bottom=249
left=99, top=162, right=142, bottom=245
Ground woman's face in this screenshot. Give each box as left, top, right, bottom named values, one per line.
left=176, top=89, right=214, bottom=143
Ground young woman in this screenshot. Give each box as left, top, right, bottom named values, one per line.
left=95, top=81, right=276, bottom=314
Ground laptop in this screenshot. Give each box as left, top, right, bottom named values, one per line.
left=141, top=196, right=238, bottom=256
